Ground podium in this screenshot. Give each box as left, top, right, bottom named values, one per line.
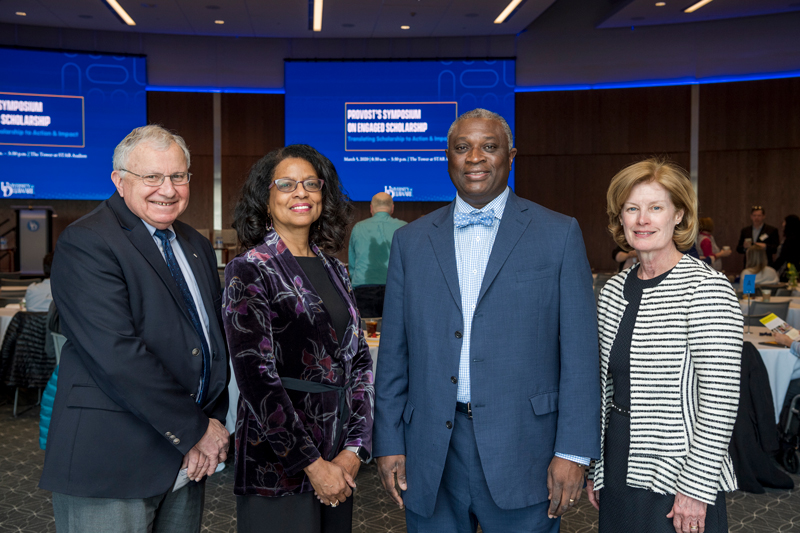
left=12, top=206, right=54, bottom=276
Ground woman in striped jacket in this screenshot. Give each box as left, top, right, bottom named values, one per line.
left=586, top=159, right=743, bottom=533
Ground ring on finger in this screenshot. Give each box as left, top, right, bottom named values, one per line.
left=569, top=499, right=575, bottom=503
left=330, top=501, right=339, bottom=507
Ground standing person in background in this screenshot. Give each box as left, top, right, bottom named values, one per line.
left=348, top=192, right=407, bottom=317
left=696, top=217, right=731, bottom=271
left=736, top=206, right=779, bottom=266
left=40, top=125, right=230, bottom=533
left=773, top=214, right=800, bottom=280
left=24, top=252, right=54, bottom=312
left=374, top=108, right=600, bottom=532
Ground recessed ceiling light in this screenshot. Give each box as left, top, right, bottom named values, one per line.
left=104, top=0, right=136, bottom=25
left=655, top=2, right=666, bottom=6
left=16, top=12, right=26, bottom=16
left=495, top=0, right=524, bottom=23
left=401, top=25, right=410, bottom=29
left=684, top=0, right=713, bottom=13
left=312, top=0, right=323, bottom=31
left=214, top=20, right=224, bottom=24
left=78, top=14, right=93, bottom=19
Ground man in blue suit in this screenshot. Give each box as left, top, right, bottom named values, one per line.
left=373, top=109, right=601, bottom=532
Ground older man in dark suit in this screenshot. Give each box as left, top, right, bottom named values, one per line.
left=40, top=125, right=229, bottom=532
left=373, top=109, right=600, bottom=532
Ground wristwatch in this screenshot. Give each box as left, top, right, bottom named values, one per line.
left=345, top=446, right=371, bottom=464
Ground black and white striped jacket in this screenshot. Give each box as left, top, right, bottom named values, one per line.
left=591, top=254, right=743, bottom=504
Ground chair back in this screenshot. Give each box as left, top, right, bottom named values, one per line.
left=1, top=278, right=41, bottom=287
left=51, top=332, right=67, bottom=366
left=744, top=301, right=791, bottom=326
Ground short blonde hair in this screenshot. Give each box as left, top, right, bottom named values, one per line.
left=745, top=246, right=768, bottom=273
left=606, top=158, right=697, bottom=252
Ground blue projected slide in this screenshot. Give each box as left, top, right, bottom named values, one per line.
left=0, top=48, right=146, bottom=199
left=286, top=60, right=515, bottom=202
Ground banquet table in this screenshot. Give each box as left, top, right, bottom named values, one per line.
left=740, top=296, right=800, bottom=330
left=745, top=326, right=799, bottom=423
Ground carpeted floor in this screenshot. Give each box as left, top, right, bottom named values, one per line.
left=1, top=394, right=799, bottom=533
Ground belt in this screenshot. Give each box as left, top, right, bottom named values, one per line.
left=281, top=376, right=355, bottom=461
left=456, top=401, right=472, bottom=419
left=609, top=399, right=630, bottom=416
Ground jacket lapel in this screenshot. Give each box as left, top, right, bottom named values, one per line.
left=174, top=227, right=223, bottom=344
left=429, top=202, right=463, bottom=314
left=108, top=192, right=193, bottom=324
left=476, top=192, right=530, bottom=306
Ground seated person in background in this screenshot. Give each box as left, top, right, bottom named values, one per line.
left=612, top=245, right=637, bottom=272
left=25, top=253, right=53, bottom=312
left=697, top=217, right=731, bottom=270
left=739, top=246, right=779, bottom=290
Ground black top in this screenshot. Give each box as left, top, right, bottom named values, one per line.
left=608, top=264, right=674, bottom=410
left=296, top=256, right=350, bottom=344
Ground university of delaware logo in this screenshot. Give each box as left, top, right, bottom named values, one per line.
left=384, top=185, right=413, bottom=198
left=0, top=182, right=35, bottom=197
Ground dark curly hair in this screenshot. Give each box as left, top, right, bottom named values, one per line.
left=232, top=145, right=353, bottom=254
left=783, top=214, right=800, bottom=240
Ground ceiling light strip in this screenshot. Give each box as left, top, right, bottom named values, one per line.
left=684, top=0, right=713, bottom=14
left=495, top=0, right=525, bottom=24
left=313, top=0, right=323, bottom=31
left=104, top=0, right=136, bottom=26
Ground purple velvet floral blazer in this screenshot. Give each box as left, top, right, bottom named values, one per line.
left=222, top=229, right=374, bottom=497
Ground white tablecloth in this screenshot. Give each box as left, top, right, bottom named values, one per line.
left=740, top=296, right=800, bottom=330
left=745, top=326, right=800, bottom=423
left=0, top=304, right=20, bottom=345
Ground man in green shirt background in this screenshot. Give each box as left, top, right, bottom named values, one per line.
left=348, top=192, right=407, bottom=317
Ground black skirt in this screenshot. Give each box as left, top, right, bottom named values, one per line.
left=599, top=409, right=728, bottom=532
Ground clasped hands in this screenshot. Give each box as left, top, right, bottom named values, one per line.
left=305, top=450, right=360, bottom=507
left=182, top=418, right=230, bottom=482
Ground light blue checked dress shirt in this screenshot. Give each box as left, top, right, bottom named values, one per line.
left=453, top=188, right=589, bottom=466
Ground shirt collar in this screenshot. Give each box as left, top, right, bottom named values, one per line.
left=141, top=220, right=176, bottom=241
left=454, top=187, right=510, bottom=220
left=372, top=211, right=391, bottom=219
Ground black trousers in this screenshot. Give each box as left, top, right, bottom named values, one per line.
left=353, top=285, right=385, bottom=318
left=237, top=491, right=353, bottom=533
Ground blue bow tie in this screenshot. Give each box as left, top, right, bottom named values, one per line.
left=454, top=209, right=496, bottom=229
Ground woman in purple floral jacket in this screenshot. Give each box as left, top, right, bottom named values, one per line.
left=223, top=145, right=374, bottom=533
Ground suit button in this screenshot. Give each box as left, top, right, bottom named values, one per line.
left=454, top=331, right=462, bottom=339
left=451, top=376, right=457, bottom=384
left=192, top=348, right=200, bottom=356
left=165, top=432, right=172, bottom=437
left=190, top=393, right=196, bottom=398
left=174, top=438, right=181, bottom=445
left=446, top=421, right=453, bottom=429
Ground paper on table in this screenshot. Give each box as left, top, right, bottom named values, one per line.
left=760, top=313, right=800, bottom=340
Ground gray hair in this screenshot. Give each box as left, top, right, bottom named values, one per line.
left=447, top=108, right=513, bottom=150
left=112, top=125, right=191, bottom=171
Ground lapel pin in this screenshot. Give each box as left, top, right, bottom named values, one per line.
left=193, top=253, right=198, bottom=258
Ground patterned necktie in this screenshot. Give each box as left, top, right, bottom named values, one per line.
left=153, top=228, right=210, bottom=405
left=454, top=208, right=496, bottom=229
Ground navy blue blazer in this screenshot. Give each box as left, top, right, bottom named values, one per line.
left=373, top=191, right=601, bottom=516
left=40, top=192, right=229, bottom=499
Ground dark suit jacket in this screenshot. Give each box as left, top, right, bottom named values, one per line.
left=39, top=192, right=228, bottom=499
left=373, top=191, right=601, bottom=517
left=737, top=224, right=780, bottom=265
